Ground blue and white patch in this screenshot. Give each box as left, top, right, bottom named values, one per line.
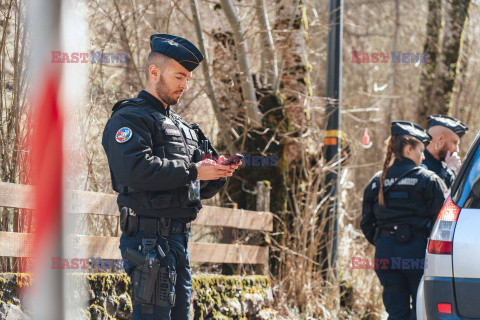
left=115, top=127, right=132, bottom=143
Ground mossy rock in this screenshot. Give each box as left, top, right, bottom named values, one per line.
left=1, top=273, right=272, bottom=320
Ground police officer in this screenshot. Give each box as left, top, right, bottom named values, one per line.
left=423, top=115, right=468, bottom=189
left=102, top=34, right=241, bottom=319
left=361, top=121, right=446, bottom=320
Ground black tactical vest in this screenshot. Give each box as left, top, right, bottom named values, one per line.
left=105, top=97, right=201, bottom=220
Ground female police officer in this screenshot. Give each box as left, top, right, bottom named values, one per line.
left=361, top=121, right=446, bottom=320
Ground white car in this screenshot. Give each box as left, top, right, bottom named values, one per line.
left=417, top=131, right=480, bottom=319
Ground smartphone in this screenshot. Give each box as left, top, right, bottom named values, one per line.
left=222, top=154, right=244, bottom=165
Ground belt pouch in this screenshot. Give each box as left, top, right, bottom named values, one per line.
left=395, top=224, right=413, bottom=244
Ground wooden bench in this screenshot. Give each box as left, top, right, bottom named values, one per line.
left=0, top=182, right=272, bottom=269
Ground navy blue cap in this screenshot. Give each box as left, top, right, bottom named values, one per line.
left=427, top=115, right=468, bottom=138
left=391, top=121, right=432, bottom=145
left=150, top=34, right=204, bottom=72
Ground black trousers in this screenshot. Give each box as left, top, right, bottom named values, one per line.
left=374, top=236, right=428, bottom=320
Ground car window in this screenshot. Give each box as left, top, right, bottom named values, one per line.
left=456, top=146, right=480, bottom=208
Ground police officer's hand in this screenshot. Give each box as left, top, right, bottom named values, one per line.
left=196, top=159, right=235, bottom=180
left=445, top=151, right=461, bottom=173
left=217, top=155, right=242, bottom=170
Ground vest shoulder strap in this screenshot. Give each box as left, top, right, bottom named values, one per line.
left=112, top=97, right=150, bottom=115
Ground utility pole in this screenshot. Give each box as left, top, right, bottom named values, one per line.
left=323, top=0, right=343, bottom=278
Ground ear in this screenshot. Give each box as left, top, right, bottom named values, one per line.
left=403, top=144, right=413, bottom=157
left=149, top=65, right=159, bottom=80
left=438, top=134, right=446, bottom=147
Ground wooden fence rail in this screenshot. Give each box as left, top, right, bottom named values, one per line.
left=0, top=182, right=272, bottom=267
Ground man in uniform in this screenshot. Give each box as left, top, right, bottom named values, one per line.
left=102, top=34, right=241, bottom=319
left=423, top=115, right=468, bottom=189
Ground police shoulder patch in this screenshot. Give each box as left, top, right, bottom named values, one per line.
left=115, top=127, right=132, bottom=143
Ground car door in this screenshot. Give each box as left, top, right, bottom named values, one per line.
left=452, top=144, right=480, bottom=318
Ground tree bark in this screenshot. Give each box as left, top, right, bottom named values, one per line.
left=220, top=0, right=263, bottom=127
left=418, top=0, right=471, bottom=125
left=256, top=0, right=278, bottom=87
left=189, top=0, right=235, bottom=153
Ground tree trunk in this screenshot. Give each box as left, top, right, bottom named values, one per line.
left=387, top=0, right=400, bottom=135
left=418, top=0, right=471, bottom=125
left=220, top=0, right=263, bottom=127
left=189, top=0, right=235, bottom=153
left=256, top=0, right=278, bottom=87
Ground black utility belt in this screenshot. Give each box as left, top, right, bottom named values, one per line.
left=380, top=229, right=425, bottom=238
left=138, top=217, right=191, bottom=236
left=380, top=225, right=426, bottom=244
left=120, top=207, right=191, bottom=238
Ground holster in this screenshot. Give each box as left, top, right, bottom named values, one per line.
left=131, top=259, right=160, bottom=304
left=124, top=239, right=177, bottom=314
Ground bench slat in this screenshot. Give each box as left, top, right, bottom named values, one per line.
left=0, top=182, right=34, bottom=210
left=0, top=182, right=273, bottom=232
left=0, top=232, right=268, bottom=265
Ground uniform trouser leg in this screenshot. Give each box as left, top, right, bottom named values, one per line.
left=170, top=234, right=191, bottom=320
left=375, top=267, right=411, bottom=320
left=119, top=232, right=191, bottom=320
left=398, top=238, right=427, bottom=320
left=375, top=237, right=428, bottom=320
left=405, top=269, right=423, bottom=320
left=375, top=237, right=411, bottom=320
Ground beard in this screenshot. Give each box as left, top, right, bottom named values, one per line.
left=154, top=74, right=182, bottom=105
left=438, top=146, right=449, bottom=161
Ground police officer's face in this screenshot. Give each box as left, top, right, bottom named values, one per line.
left=405, top=142, right=425, bottom=166
left=154, top=59, right=191, bottom=106
left=438, top=131, right=460, bottom=160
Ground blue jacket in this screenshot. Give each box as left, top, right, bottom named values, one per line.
left=102, top=90, right=225, bottom=222
left=361, top=158, right=446, bottom=244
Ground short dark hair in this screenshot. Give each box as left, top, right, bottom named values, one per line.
left=145, top=52, right=170, bottom=81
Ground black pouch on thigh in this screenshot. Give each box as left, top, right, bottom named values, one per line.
left=395, top=224, right=413, bottom=244
left=131, top=261, right=160, bottom=306
left=155, top=266, right=177, bottom=307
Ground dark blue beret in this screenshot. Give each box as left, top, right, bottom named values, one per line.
left=427, top=115, right=468, bottom=138
left=150, top=34, right=204, bottom=72
left=391, top=121, right=432, bottom=145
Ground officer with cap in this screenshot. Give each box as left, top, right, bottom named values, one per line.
left=423, top=115, right=468, bottom=189
left=102, top=34, right=241, bottom=319
left=361, top=121, right=446, bottom=320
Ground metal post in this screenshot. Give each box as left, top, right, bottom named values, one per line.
left=323, top=0, right=343, bottom=278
